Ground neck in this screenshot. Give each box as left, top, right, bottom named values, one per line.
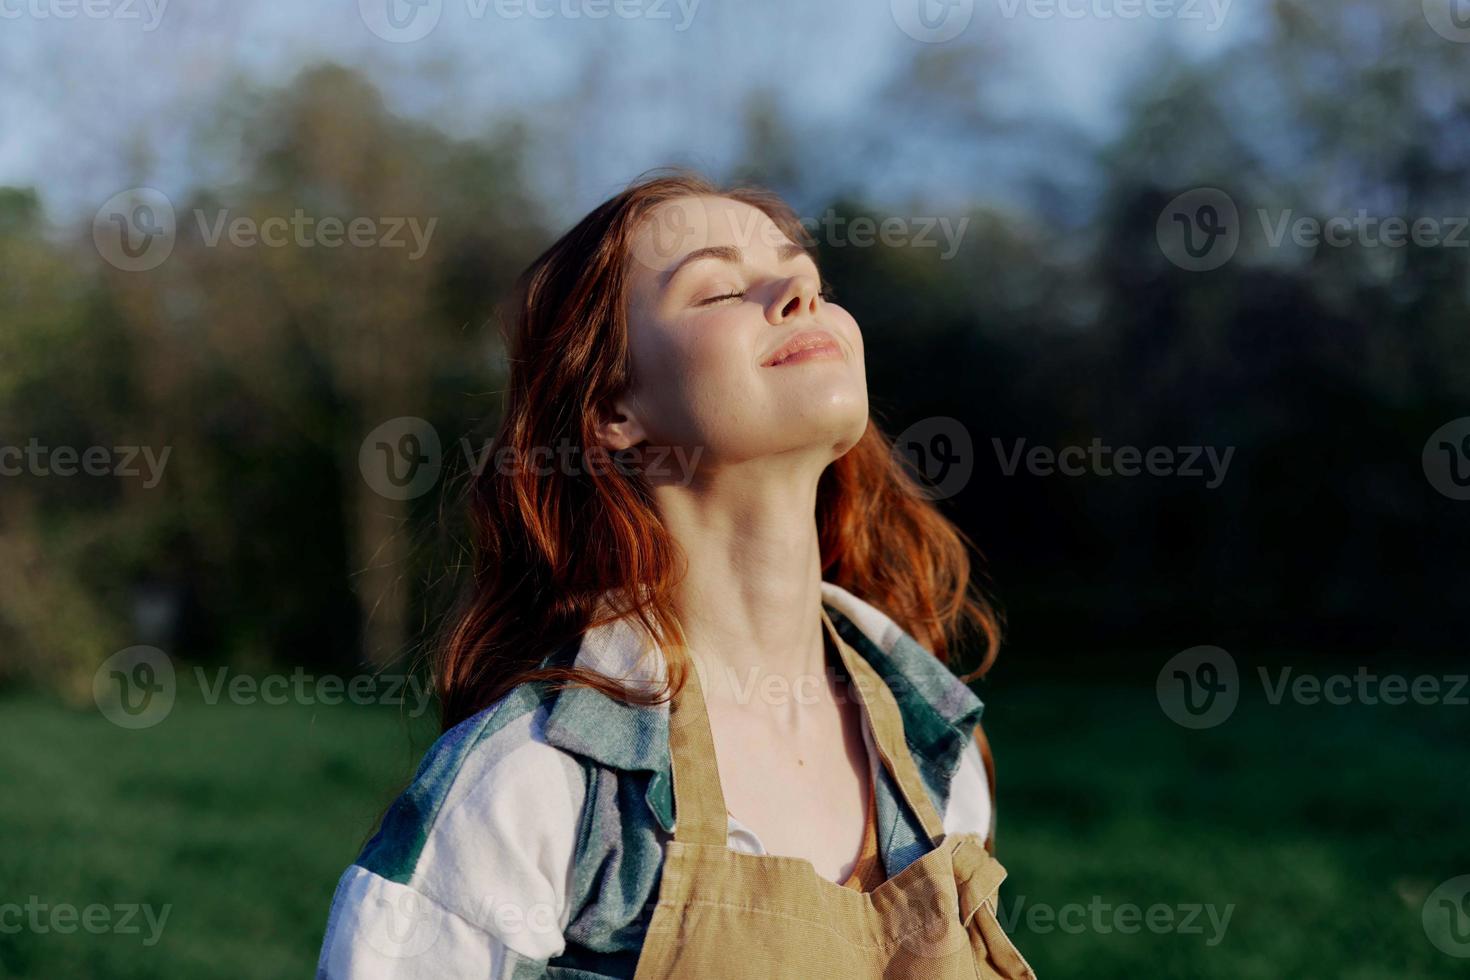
left=651, top=457, right=831, bottom=705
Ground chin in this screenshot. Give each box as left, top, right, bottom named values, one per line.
left=832, top=413, right=869, bottom=457
left=816, top=396, right=870, bottom=458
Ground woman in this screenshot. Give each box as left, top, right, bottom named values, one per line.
left=317, top=170, right=1035, bottom=978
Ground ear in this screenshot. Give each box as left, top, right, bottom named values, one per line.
left=593, top=393, right=648, bottom=452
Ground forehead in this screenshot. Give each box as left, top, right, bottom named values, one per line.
left=626, top=194, right=807, bottom=285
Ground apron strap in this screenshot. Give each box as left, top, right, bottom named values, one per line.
left=820, top=606, right=948, bottom=846
left=667, top=606, right=949, bottom=848
left=667, top=646, right=732, bottom=846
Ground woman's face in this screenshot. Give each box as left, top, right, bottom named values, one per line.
left=610, top=195, right=868, bottom=473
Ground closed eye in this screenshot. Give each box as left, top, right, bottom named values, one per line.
left=698, top=290, right=746, bottom=305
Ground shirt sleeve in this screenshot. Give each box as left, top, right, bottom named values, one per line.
left=316, top=706, right=586, bottom=979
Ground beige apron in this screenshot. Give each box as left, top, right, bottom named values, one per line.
left=632, top=608, right=1038, bottom=979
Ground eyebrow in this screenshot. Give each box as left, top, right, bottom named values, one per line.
left=660, top=242, right=811, bottom=288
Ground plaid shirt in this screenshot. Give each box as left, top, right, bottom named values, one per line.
left=317, top=581, right=992, bottom=979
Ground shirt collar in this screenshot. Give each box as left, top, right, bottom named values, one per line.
left=539, top=581, right=985, bottom=832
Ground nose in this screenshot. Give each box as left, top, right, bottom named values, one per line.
left=764, top=272, right=820, bottom=325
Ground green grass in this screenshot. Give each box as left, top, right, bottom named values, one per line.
left=985, top=666, right=1470, bottom=978
left=0, top=681, right=439, bottom=979
left=1, top=669, right=1467, bottom=977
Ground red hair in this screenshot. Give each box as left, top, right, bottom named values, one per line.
left=434, top=169, right=1001, bottom=730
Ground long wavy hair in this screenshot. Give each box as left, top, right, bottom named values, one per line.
left=434, top=169, right=1002, bottom=730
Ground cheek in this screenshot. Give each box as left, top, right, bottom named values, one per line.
left=629, top=316, right=759, bottom=437
left=835, top=308, right=865, bottom=361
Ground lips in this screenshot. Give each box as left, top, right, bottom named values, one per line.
left=761, top=329, right=842, bottom=367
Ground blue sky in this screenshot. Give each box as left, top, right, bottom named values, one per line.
left=0, top=0, right=1252, bottom=223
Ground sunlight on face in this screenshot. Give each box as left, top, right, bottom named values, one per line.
left=618, top=195, right=868, bottom=470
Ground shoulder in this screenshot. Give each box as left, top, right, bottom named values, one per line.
left=821, top=582, right=993, bottom=833
left=319, top=684, right=590, bottom=975
left=820, top=581, right=986, bottom=748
